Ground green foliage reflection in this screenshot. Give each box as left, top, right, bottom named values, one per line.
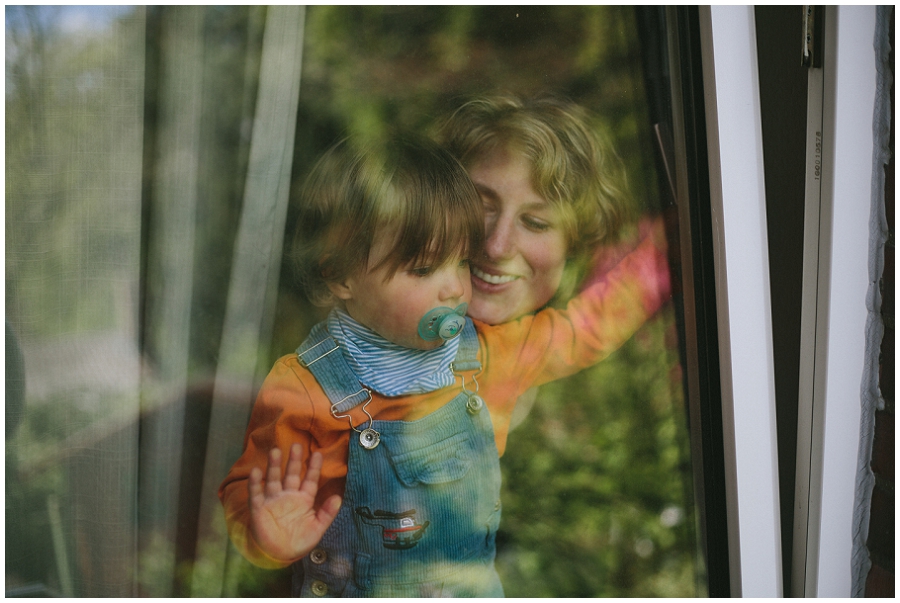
left=498, top=310, right=699, bottom=596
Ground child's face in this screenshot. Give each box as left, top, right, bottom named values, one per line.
left=330, top=238, right=473, bottom=350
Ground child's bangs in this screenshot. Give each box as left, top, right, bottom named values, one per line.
left=374, top=167, right=484, bottom=276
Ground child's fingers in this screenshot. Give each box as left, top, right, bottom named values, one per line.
left=248, top=467, right=265, bottom=510
left=264, top=448, right=284, bottom=497
left=298, top=450, right=324, bottom=498
left=282, top=443, right=303, bottom=491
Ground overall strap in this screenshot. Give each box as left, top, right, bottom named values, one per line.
left=450, top=317, right=482, bottom=374
left=296, top=322, right=370, bottom=414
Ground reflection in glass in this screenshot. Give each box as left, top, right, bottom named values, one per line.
left=6, top=6, right=704, bottom=597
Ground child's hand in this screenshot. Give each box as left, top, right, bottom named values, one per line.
left=248, top=445, right=342, bottom=563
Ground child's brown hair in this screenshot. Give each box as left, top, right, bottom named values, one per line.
left=292, top=136, right=485, bottom=306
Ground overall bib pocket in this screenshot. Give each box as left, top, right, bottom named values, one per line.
left=387, top=431, right=473, bottom=487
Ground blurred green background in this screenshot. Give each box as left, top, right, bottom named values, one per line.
left=6, top=5, right=702, bottom=597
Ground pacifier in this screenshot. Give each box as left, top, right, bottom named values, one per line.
left=417, top=303, right=468, bottom=342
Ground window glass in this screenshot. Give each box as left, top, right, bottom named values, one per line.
left=6, top=6, right=706, bottom=597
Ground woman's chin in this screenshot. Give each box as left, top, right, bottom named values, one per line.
left=468, top=289, right=521, bottom=326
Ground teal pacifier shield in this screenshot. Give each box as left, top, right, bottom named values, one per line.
left=417, top=303, right=468, bottom=341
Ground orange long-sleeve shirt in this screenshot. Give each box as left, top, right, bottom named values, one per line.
left=219, top=234, right=670, bottom=568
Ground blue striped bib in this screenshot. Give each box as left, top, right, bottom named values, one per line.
left=327, top=308, right=460, bottom=396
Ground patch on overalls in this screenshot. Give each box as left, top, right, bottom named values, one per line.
left=355, top=506, right=430, bottom=550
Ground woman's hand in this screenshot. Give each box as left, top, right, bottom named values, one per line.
left=248, top=445, right=342, bottom=563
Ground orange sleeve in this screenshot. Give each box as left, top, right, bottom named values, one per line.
left=218, top=357, right=316, bottom=569
left=481, top=232, right=671, bottom=391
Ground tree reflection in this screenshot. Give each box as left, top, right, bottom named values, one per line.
left=6, top=5, right=701, bottom=597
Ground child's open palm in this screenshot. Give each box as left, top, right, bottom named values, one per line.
left=248, top=445, right=342, bottom=562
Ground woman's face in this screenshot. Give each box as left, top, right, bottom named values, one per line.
left=467, top=147, right=569, bottom=325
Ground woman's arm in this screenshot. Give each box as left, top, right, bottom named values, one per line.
left=480, top=226, right=671, bottom=389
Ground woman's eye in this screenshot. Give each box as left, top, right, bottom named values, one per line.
left=410, top=266, right=432, bottom=277
left=522, top=216, right=551, bottom=232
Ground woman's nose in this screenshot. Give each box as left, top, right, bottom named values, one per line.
left=484, top=214, right=515, bottom=260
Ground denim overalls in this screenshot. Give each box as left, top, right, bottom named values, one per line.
left=292, top=318, right=505, bottom=597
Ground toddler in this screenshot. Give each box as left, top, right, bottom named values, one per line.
left=219, top=136, right=668, bottom=597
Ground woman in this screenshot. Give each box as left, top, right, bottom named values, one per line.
left=436, top=96, right=693, bottom=599
left=439, top=94, right=663, bottom=322
left=439, top=94, right=670, bottom=423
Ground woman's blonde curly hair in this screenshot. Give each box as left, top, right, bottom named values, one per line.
left=438, top=94, right=632, bottom=306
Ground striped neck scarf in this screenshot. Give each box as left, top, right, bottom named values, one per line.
left=327, top=308, right=460, bottom=397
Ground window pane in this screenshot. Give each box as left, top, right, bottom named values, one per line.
left=6, top=6, right=707, bottom=597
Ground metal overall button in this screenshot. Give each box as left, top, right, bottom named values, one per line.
left=310, top=580, right=328, bottom=596
left=466, top=394, right=484, bottom=414
left=310, top=547, right=328, bottom=565
left=359, top=427, right=381, bottom=450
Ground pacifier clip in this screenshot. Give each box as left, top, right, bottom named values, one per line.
left=298, top=327, right=381, bottom=450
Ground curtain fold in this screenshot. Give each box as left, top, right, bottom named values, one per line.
left=138, top=7, right=204, bottom=595
left=190, top=6, right=307, bottom=596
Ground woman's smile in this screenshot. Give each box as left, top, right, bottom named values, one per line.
left=471, top=264, right=520, bottom=286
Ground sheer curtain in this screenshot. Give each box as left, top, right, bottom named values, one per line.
left=7, top=6, right=145, bottom=597
left=6, top=6, right=303, bottom=596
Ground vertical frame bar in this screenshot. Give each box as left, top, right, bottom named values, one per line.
left=700, top=5, right=784, bottom=596
left=793, top=6, right=878, bottom=596
left=666, top=6, right=733, bottom=595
